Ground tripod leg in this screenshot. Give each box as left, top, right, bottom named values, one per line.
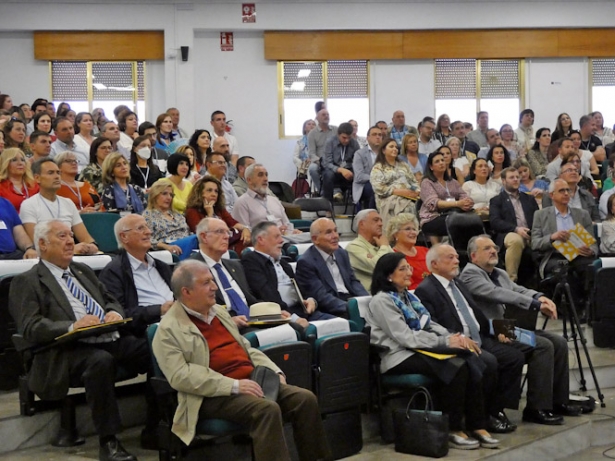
left=562, top=281, right=606, bottom=407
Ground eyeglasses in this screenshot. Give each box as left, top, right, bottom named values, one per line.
left=63, top=159, right=78, bottom=165
left=206, top=229, right=233, bottom=237
left=479, top=245, right=500, bottom=252
left=123, top=225, right=150, bottom=233
left=561, top=168, right=577, bottom=175
left=209, top=160, right=226, bottom=166
left=556, top=188, right=572, bottom=194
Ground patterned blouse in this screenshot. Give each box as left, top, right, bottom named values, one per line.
left=143, top=208, right=191, bottom=246
left=526, top=149, right=548, bottom=178
left=101, top=183, right=147, bottom=213
left=370, top=161, right=419, bottom=199
left=78, top=163, right=104, bottom=195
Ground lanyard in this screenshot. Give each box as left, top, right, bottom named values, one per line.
left=138, top=167, right=150, bottom=186
left=61, top=181, right=83, bottom=209
left=12, top=180, right=29, bottom=199
left=39, top=195, right=61, bottom=219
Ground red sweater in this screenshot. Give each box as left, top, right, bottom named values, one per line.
left=189, top=315, right=254, bottom=379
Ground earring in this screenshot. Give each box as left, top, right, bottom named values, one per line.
left=388, top=278, right=392, bottom=282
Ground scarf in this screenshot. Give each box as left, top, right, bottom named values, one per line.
left=112, top=182, right=144, bottom=214
left=387, top=290, right=431, bottom=331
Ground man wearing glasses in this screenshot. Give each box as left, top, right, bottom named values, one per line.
left=49, top=117, right=90, bottom=172
left=205, top=151, right=238, bottom=212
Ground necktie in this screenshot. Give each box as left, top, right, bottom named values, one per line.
left=62, top=271, right=105, bottom=322
left=449, top=280, right=481, bottom=346
left=212, top=263, right=250, bottom=317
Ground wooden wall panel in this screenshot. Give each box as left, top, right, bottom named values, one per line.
left=264, top=31, right=403, bottom=60
left=264, top=28, right=615, bottom=61
left=34, top=31, right=164, bottom=61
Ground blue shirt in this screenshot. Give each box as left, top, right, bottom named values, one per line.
left=555, top=207, right=575, bottom=232
left=0, top=197, right=21, bottom=253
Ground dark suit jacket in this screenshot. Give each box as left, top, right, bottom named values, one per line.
left=489, top=189, right=539, bottom=248
left=295, top=245, right=368, bottom=316
left=414, top=274, right=490, bottom=339
left=99, top=249, right=172, bottom=335
left=9, top=261, right=124, bottom=400
left=189, top=251, right=259, bottom=312
left=241, top=251, right=295, bottom=312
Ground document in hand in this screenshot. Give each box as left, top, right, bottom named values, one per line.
left=552, top=223, right=596, bottom=261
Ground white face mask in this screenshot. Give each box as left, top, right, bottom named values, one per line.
left=137, top=147, right=151, bottom=160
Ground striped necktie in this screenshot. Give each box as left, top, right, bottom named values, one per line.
left=62, top=271, right=105, bottom=322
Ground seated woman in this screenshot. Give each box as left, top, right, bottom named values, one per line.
left=600, top=194, right=615, bottom=255
left=434, top=114, right=453, bottom=145
left=74, top=112, right=95, bottom=147
left=569, top=130, right=600, bottom=177
left=174, top=145, right=202, bottom=183
left=56, top=151, right=102, bottom=213
left=370, top=137, right=420, bottom=228
left=444, top=138, right=468, bottom=182
left=185, top=175, right=250, bottom=253
left=367, top=253, right=498, bottom=450
left=419, top=151, right=474, bottom=243
left=292, top=119, right=319, bottom=193
left=188, top=129, right=212, bottom=171
left=526, top=127, right=551, bottom=178
left=154, top=113, right=175, bottom=153
left=551, top=113, right=573, bottom=143
left=514, top=158, right=548, bottom=203
left=462, top=158, right=501, bottom=218
left=3, top=119, right=32, bottom=157
left=79, top=137, right=114, bottom=195
left=31, top=112, right=55, bottom=142
left=101, top=151, right=146, bottom=214
left=129, top=135, right=164, bottom=190
left=499, top=124, right=525, bottom=160
left=592, top=111, right=614, bottom=144
left=400, top=133, right=427, bottom=182
left=486, top=145, right=511, bottom=184
left=387, top=213, right=429, bottom=289
left=0, top=148, right=39, bottom=213
left=143, top=179, right=197, bottom=260
left=165, top=153, right=193, bottom=214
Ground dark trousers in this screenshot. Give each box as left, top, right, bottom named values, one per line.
left=67, top=334, right=151, bottom=438
left=421, top=214, right=449, bottom=236
left=322, top=170, right=352, bottom=202
left=198, top=383, right=331, bottom=461
left=387, top=353, right=488, bottom=431
left=481, top=337, right=526, bottom=412
left=359, top=181, right=376, bottom=209
left=512, top=330, right=569, bottom=410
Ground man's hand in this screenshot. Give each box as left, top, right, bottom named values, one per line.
left=238, top=379, right=264, bottom=397
left=338, top=167, right=353, bottom=180
left=232, top=315, right=249, bottom=328
left=577, top=245, right=593, bottom=257
left=279, top=374, right=287, bottom=385
left=374, top=234, right=389, bottom=247
left=538, top=296, right=558, bottom=319
left=497, top=333, right=512, bottom=344
left=74, top=242, right=98, bottom=255
left=304, top=299, right=317, bottom=314
left=104, top=311, right=122, bottom=323
left=23, top=248, right=38, bottom=259
left=161, top=300, right=174, bottom=315
left=550, top=230, right=570, bottom=242
left=515, top=227, right=530, bottom=239
left=73, top=314, right=101, bottom=329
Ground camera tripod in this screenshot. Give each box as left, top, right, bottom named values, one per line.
left=541, top=262, right=605, bottom=408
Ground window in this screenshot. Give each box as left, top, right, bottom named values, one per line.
left=278, top=60, right=369, bottom=138
left=435, top=59, right=523, bottom=130
left=591, top=59, right=615, bottom=127
left=51, top=61, right=146, bottom=120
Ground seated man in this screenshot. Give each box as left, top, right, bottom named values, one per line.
left=232, top=155, right=255, bottom=197
left=352, top=126, right=381, bottom=208
left=295, top=218, right=368, bottom=317
left=460, top=235, right=582, bottom=423
left=152, top=260, right=331, bottom=461
left=415, top=244, right=527, bottom=432
left=204, top=151, right=239, bottom=212
left=322, top=122, right=360, bottom=203
left=20, top=158, right=98, bottom=255
left=10, top=220, right=150, bottom=461
left=532, top=179, right=597, bottom=303
left=232, top=163, right=301, bottom=235
left=489, top=167, right=538, bottom=282
left=99, top=214, right=174, bottom=336
left=242, top=221, right=334, bottom=322
left=346, top=209, right=392, bottom=291
left=0, top=196, right=37, bottom=259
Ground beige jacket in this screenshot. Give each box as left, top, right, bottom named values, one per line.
left=152, top=301, right=281, bottom=445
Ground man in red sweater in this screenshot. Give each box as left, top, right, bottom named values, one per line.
left=152, top=259, right=331, bottom=461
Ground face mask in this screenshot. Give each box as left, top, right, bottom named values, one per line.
left=137, top=147, right=151, bottom=160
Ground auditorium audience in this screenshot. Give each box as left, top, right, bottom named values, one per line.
left=592, top=111, right=613, bottom=144
left=129, top=135, right=164, bottom=190
left=352, top=126, right=380, bottom=207
left=101, top=152, right=146, bottom=214
left=31, top=112, right=54, bottom=141
left=78, top=137, right=113, bottom=195
left=0, top=147, right=39, bottom=212
left=154, top=113, right=175, bottom=152
left=3, top=118, right=31, bottom=157
left=399, top=132, right=426, bottom=181
left=74, top=112, right=95, bottom=147
left=600, top=194, right=615, bottom=254
left=462, top=158, right=501, bottom=218
left=551, top=113, right=574, bottom=142
left=174, top=144, right=201, bottom=183
left=500, top=123, right=525, bottom=159
left=56, top=151, right=101, bottom=213
left=165, top=153, right=193, bottom=214
left=486, top=144, right=511, bottom=184
left=293, top=119, right=317, bottom=182
left=387, top=213, right=429, bottom=290
left=188, top=129, right=212, bottom=171
left=515, top=109, right=535, bottom=153
left=526, top=127, right=551, bottom=178
left=434, top=113, right=453, bottom=145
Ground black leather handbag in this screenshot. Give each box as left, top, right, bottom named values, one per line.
left=250, top=366, right=280, bottom=401
left=392, top=387, right=449, bottom=458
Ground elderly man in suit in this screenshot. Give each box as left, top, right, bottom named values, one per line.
left=152, top=260, right=331, bottom=461
left=460, top=235, right=582, bottom=425
left=352, top=126, right=381, bottom=208
left=531, top=179, right=597, bottom=304
left=322, top=122, right=361, bottom=204
left=489, top=167, right=539, bottom=282
left=9, top=220, right=149, bottom=461
left=241, top=221, right=333, bottom=322
left=295, top=218, right=368, bottom=318
left=415, top=244, right=526, bottom=432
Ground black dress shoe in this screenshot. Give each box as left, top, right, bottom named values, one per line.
left=99, top=438, right=137, bottom=461
left=522, top=408, right=564, bottom=425
left=487, top=412, right=517, bottom=433
left=552, top=403, right=583, bottom=417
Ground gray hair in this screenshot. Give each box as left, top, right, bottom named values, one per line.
left=171, top=259, right=210, bottom=300
left=54, top=151, right=77, bottom=166
left=579, top=115, right=592, bottom=129
left=548, top=178, right=567, bottom=194
left=195, top=217, right=226, bottom=243
left=113, top=215, right=134, bottom=249
left=425, top=244, right=447, bottom=271
left=467, top=234, right=492, bottom=259
left=33, top=221, right=56, bottom=255
left=310, top=217, right=332, bottom=237
left=386, top=213, right=419, bottom=244
left=100, top=121, right=117, bottom=133
left=251, top=221, right=277, bottom=247
left=244, top=162, right=265, bottom=181
left=352, top=209, right=378, bottom=231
